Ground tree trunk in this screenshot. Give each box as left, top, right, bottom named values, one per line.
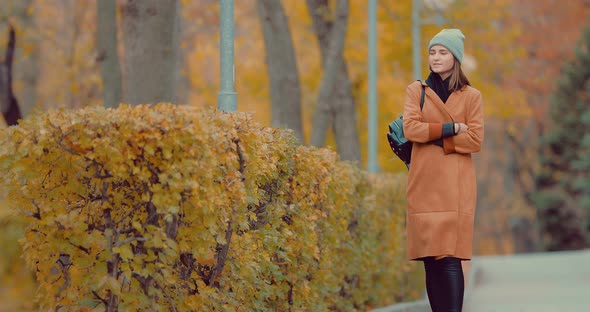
left=97, top=0, right=123, bottom=108
left=256, top=0, right=304, bottom=143
left=307, top=0, right=360, bottom=162
left=0, top=24, right=22, bottom=126
left=11, top=0, right=38, bottom=117
left=121, top=0, right=179, bottom=105
left=64, top=0, right=82, bottom=108
left=175, top=6, right=189, bottom=105
left=331, top=62, right=360, bottom=163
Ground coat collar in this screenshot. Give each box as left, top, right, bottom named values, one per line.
left=420, top=82, right=456, bottom=122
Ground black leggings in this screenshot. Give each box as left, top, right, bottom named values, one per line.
left=423, top=257, right=464, bottom=312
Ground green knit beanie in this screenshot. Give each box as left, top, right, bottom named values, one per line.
left=428, top=29, right=465, bottom=63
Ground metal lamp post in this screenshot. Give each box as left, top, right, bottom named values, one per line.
left=218, top=0, right=237, bottom=112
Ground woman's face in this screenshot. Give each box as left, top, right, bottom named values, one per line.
left=429, top=45, right=455, bottom=79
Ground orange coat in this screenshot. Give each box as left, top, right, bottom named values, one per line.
left=402, top=80, right=484, bottom=261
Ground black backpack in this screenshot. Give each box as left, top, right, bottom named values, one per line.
left=387, top=83, right=425, bottom=169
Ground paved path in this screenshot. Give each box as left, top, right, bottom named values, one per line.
left=373, top=249, right=590, bottom=312
left=464, top=249, right=590, bottom=311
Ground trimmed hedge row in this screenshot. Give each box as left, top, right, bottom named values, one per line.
left=0, top=104, right=420, bottom=311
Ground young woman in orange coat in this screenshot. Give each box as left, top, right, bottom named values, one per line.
left=402, top=29, right=484, bottom=312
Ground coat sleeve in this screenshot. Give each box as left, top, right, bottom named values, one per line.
left=403, top=84, right=449, bottom=143
left=443, top=91, right=484, bottom=154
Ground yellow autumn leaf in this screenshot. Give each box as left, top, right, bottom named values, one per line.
left=112, top=244, right=134, bottom=261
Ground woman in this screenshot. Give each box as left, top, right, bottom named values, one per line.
left=402, top=29, right=484, bottom=312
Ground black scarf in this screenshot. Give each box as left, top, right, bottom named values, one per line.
left=425, top=72, right=451, bottom=103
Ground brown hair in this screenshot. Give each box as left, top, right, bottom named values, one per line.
left=448, top=58, right=470, bottom=92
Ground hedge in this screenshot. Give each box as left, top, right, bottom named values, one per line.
left=0, top=104, right=421, bottom=311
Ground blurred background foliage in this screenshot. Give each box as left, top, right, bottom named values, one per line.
left=1, top=0, right=589, bottom=309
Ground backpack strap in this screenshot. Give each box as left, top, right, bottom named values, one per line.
left=417, top=79, right=425, bottom=111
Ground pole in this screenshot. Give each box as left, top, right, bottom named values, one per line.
left=367, top=0, right=378, bottom=172
left=218, top=0, right=237, bottom=112
left=412, top=0, right=422, bottom=81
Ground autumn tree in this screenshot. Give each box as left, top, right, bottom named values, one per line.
left=121, top=0, right=179, bottom=105
left=503, top=1, right=588, bottom=193
left=505, top=0, right=589, bottom=188
left=307, top=0, right=360, bottom=162
left=500, top=0, right=589, bottom=252
left=532, top=21, right=590, bottom=251
left=97, top=0, right=122, bottom=108
left=256, top=0, right=304, bottom=143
